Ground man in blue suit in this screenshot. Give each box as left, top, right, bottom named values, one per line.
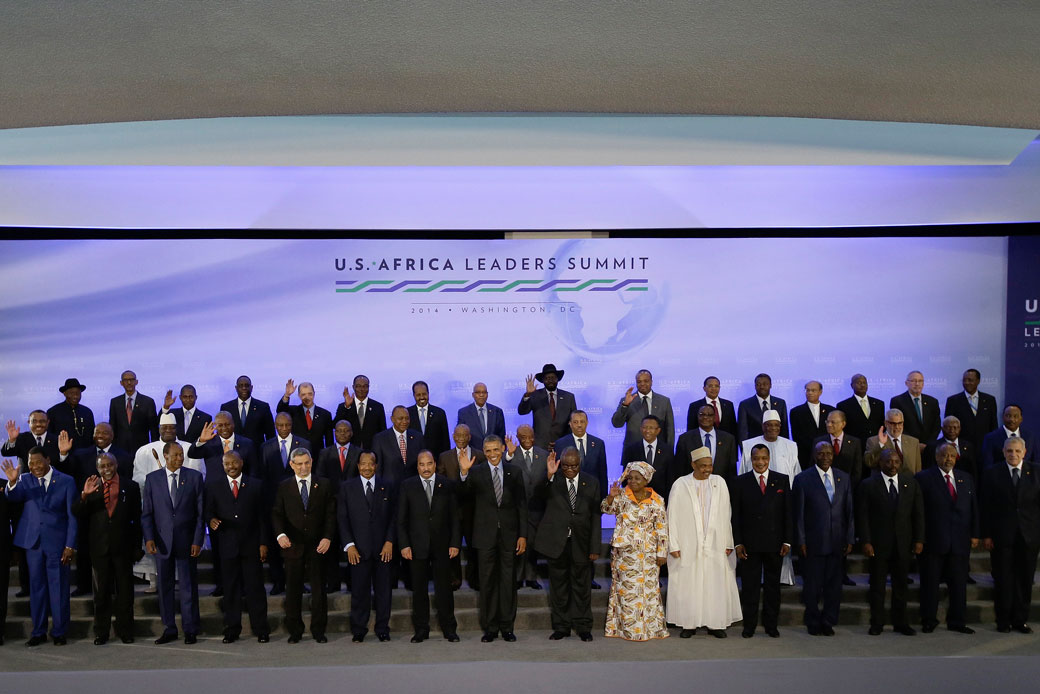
left=554, top=410, right=608, bottom=502
left=457, top=382, right=506, bottom=452
left=916, top=442, right=979, bottom=634
left=737, top=373, right=790, bottom=442
left=142, top=442, right=205, bottom=645
left=793, top=441, right=854, bottom=636
left=981, top=405, right=1036, bottom=469
left=2, top=447, right=77, bottom=646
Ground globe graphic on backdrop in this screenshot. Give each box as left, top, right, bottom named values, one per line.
left=545, top=239, right=670, bottom=359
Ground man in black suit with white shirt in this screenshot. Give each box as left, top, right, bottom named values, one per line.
left=160, top=385, right=211, bottom=445
left=408, top=381, right=451, bottom=461
left=687, top=376, right=738, bottom=441
left=277, top=379, right=335, bottom=453
left=675, top=405, right=738, bottom=485
left=221, top=375, right=276, bottom=445
left=109, top=370, right=159, bottom=453
left=836, top=374, right=885, bottom=453
left=334, top=375, right=387, bottom=450
left=890, top=371, right=941, bottom=454
left=737, top=373, right=789, bottom=442
left=790, top=381, right=835, bottom=470
left=944, top=369, right=999, bottom=454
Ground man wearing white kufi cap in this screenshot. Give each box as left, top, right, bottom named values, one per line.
left=666, top=447, right=742, bottom=637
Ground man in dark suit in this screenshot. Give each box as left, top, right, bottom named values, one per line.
left=457, top=382, right=506, bottom=452
left=339, top=451, right=396, bottom=642
left=438, top=424, right=486, bottom=590
left=675, top=405, right=739, bottom=485
left=47, top=378, right=95, bottom=452
left=622, top=415, right=674, bottom=500
left=0, top=474, right=10, bottom=645
left=554, top=410, right=607, bottom=504
left=277, top=379, right=335, bottom=453
left=891, top=371, right=941, bottom=455
left=611, top=369, right=675, bottom=449
left=142, top=443, right=204, bottom=645
left=221, top=375, right=276, bottom=445
left=732, top=443, right=792, bottom=638
left=204, top=451, right=270, bottom=643
left=259, top=412, right=310, bottom=595
left=813, top=410, right=863, bottom=485
left=737, top=373, right=789, bottom=442
left=981, top=437, right=1040, bottom=633
left=459, top=435, right=528, bottom=642
left=72, top=452, right=142, bottom=644
left=2, top=447, right=77, bottom=646
left=945, top=369, right=999, bottom=454
left=109, top=370, right=158, bottom=454
left=315, top=419, right=360, bottom=592
left=518, top=363, right=577, bottom=449
left=857, top=448, right=925, bottom=635
left=916, top=442, right=979, bottom=634
left=981, top=405, right=1036, bottom=469
left=160, top=384, right=211, bottom=444
left=536, top=447, right=601, bottom=641
left=272, top=447, right=336, bottom=643
left=790, top=381, right=835, bottom=470
left=372, top=406, right=425, bottom=483
left=398, top=450, right=460, bottom=642
left=687, top=375, right=738, bottom=441
left=925, top=416, right=979, bottom=483
left=836, top=374, right=885, bottom=454
left=507, top=424, right=548, bottom=589
left=792, top=441, right=854, bottom=636
left=334, top=374, right=387, bottom=450
left=409, top=381, right=451, bottom=461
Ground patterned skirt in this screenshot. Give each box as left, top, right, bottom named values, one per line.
left=604, top=546, right=670, bottom=641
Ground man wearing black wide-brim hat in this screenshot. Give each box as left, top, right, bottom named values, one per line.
left=518, top=364, right=577, bottom=450
left=47, top=378, right=96, bottom=452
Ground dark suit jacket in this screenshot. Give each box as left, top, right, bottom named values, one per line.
left=687, top=397, right=738, bottom=440
left=945, top=391, right=999, bottom=453
left=315, top=442, right=362, bottom=491
left=981, top=428, right=1037, bottom=469
left=856, top=472, right=925, bottom=558
left=2, top=431, right=63, bottom=474
left=456, top=402, right=506, bottom=451
left=792, top=465, right=854, bottom=556
left=731, top=470, right=792, bottom=553
left=0, top=480, right=12, bottom=555
left=397, top=475, right=460, bottom=560
left=109, top=392, right=158, bottom=453
left=460, top=462, right=528, bottom=549
left=276, top=401, right=335, bottom=453
left=70, top=445, right=133, bottom=486
left=333, top=398, right=387, bottom=450
left=141, top=466, right=205, bottom=558
left=371, top=427, right=425, bottom=483
left=980, top=462, right=1040, bottom=547
left=204, top=474, right=267, bottom=558
left=510, top=446, right=549, bottom=535
left=737, top=395, right=789, bottom=442
left=533, top=472, right=601, bottom=560
left=259, top=436, right=311, bottom=509
left=611, top=392, right=675, bottom=448
left=924, top=437, right=979, bottom=483
left=187, top=435, right=259, bottom=480
left=790, top=402, right=836, bottom=470
left=46, top=401, right=96, bottom=452
left=437, top=447, right=486, bottom=481
left=518, top=388, right=577, bottom=449
left=221, top=398, right=276, bottom=445
left=170, top=407, right=211, bottom=444
left=408, top=404, right=451, bottom=460
left=72, top=476, right=142, bottom=560
left=271, top=474, right=337, bottom=559
left=674, top=427, right=738, bottom=485
left=915, top=466, right=978, bottom=556
left=338, top=475, right=396, bottom=560
left=622, top=439, right=674, bottom=500
left=554, top=433, right=607, bottom=501
left=812, top=433, right=863, bottom=485
left=7, top=470, right=78, bottom=552
left=890, top=391, right=942, bottom=447
left=837, top=395, right=886, bottom=451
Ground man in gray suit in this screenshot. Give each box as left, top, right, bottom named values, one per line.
left=507, top=424, right=548, bottom=589
left=610, top=369, right=675, bottom=449
left=518, top=364, right=577, bottom=450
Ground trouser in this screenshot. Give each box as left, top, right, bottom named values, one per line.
left=284, top=549, right=327, bottom=638
left=208, top=529, right=223, bottom=592
left=867, top=547, right=910, bottom=628
left=25, top=545, right=70, bottom=638
left=349, top=556, right=392, bottom=636
left=516, top=542, right=540, bottom=582
left=91, top=553, right=135, bottom=639
left=739, top=550, right=783, bottom=632
left=324, top=526, right=349, bottom=592
left=801, top=552, right=842, bottom=630
left=155, top=554, right=200, bottom=635
left=991, top=534, right=1040, bottom=628
left=75, top=522, right=93, bottom=592
left=0, top=543, right=9, bottom=632
left=218, top=551, right=270, bottom=636
left=919, top=551, right=969, bottom=628
left=409, top=552, right=456, bottom=635
left=546, top=537, right=593, bottom=633
left=477, top=531, right=517, bottom=634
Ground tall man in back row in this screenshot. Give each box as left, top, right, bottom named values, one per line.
left=611, top=369, right=675, bottom=449
left=518, top=364, right=576, bottom=450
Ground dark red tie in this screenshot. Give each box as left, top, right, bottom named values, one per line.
left=232, top=479, right=239, bottom=499
left=945, top=473, right=957, bottom=501
left=306, top=409, right=313, bottom=430
left=339, top=446, right=346, bottom=472
left=712, top=400, right=720, bottom=425
left=548, top=391, right=556, bottom=421
left=759, top=474, right=767, bottom=495
left=833, top=437, right=841, bottom=455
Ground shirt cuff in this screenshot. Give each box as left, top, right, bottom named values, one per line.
left=344, top=542, right=355, bottom=551
left=276, top=533, right=287, bottom=542
left=460, top=472, right=468, bottom=481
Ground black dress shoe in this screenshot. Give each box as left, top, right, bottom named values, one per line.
left=25, top=635, right=46, bottom=647
left=806, top=626, right=820, bottom=636
left=501, top=631, right=517, bottom=642
left=921, top=623, right=937, bottom=633
left=1014, top=624, right=1033, bottom=634
left=741, top=630, right=754, bottom=638
left=894, top=625, right=916, bottom=636
left=377, top=633, right=390, bottom=642
left=821, top=625, right=835, bottom=636
left=766, top=628, right=780, bottom=638
left=53, top=636, right=68, bottom=646
left=315, top=634, right=328, bottom=643
left=93, top=636, right=108, bottom=645
left=949, top=625, right=975, bottom=634
left=71, top=588, right=91, bottom=597
left=445, top=633, right=460, bottom=642
left=269, top=585, right=285, bottom=596
left=154, top=632, right=178, bottom=645
left=410, top=633, right=427, bottom=643
left=966, top=575, right=977, bottom=584
left=868, top=626, right=882, bottom=635
left=525, top=580, right=541, bottom=590
left=997, top=625, right=1012, bottom=633
left=257, top=634, right=270, bottom=643
left=451, top=579, right=462, bottom=591
left=121, top=637, right=135, bottom=644
left=210, top=587, right=224, bottom=597
left=578, top=632, right=593, bottom=642
left=842, top=575, right=856, bottom=586
left=15, top=589, right=30, bottom=598
left=549, top=630, right=570, bottom=640
left=481, top=632, right=496, bottom=642
left=222, top=634, right=238, bottom=644
left=352, top=634, right=365, bottom=643
left=184, top=634, right=198, bottom=645
left=288, top=634, right=302, bottom=644
left=679, top=629, right=696, bottom=638
left=590, top=580, right=602, bottom=589
left=709, top=629, right=727, bottom=639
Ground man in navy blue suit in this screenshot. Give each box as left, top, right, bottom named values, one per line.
left=981, top=405, right=1036, bottom=469
left=554, top=410, right=608, bottom=502
left=457, top=382, right=506, bottom=452
left=737, top=373, right=790, bottom=442
left=160, top=384, right=212, bottom=444
left=371, top=406, right=424, bottom=483
left=340, top=451, right=397, bottom=642
left=793, top=441, right=853, bottom=636
left=2, top=447, right=77, bottom=646
left=142, top=442, right=205, bottom=645
left=221, top=375, right=276, bottom=445
left=916, top=442, right=979, bottom=634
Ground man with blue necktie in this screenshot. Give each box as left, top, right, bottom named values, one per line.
left=259, top=412, right=310, bottom=595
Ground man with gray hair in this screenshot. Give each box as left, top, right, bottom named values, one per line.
left=865, top=409, right=922, bottom=474
left=890, top=371, right=941, bottom=453
left=925, top=415, right=979, bottom=483
left=278, top=378, right=335, bottom=453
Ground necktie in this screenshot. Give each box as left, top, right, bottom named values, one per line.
left=420, top=408, right=427, bottom=434
left=568, top=478, right=577, bottom=510
left=704, top=431, right=711, bottom=455
left=365, top=480, right=374, bottom=504
left=641, top=395, right=649, bottom=413
left=888, top=477, right=898, bottom=503
left=945, top=473, right=957, bottom=501
left=104, top=479, right=116, bottom=517
left=338, top=446, right=346, bottom=472
left=300, top=479, right=309, bottom=509
left=358, top=401, right=366, bottom=429
left=525, top=449, right=532, bottom=472
left=833, top=437, right=841, bottom=455
left=914, top=397, right=923, bottom=424
left=711, top=400, right=720, bottom=425
left=646, top=443, right=654, bottom=466
left=760, top=474, right=767, bottom=494
left=232, top=478, right=239, bottom=499
left=41, top=476, right=47, bottom=493
left=398, top=432, right=408, bottom=462
left=577, top=438, right=586, bottom=459
left=859, top=397, right=869, bottom=418
left=823, top=472, right=834, bottom=502
left=1012, top=467, right=1020, bottom=487
left=222, top=438, right=231, bottom=453
left=969, top=395, right=978, bottom=414
left=549, top=391, right=556, bottom=421
left=241, top=402, right=248, bottom=425
left=170, top=473, right=178, bottom=505
left=893, top=437, right=902, bottom=455
left=126, top=396, right=133, bottom=424
left=280, top=439, right=288, bottom=467
left=306, top=408, right=313, bottom=430
left=37, top=435, right=43, bottom=447
left=98, top=447, right=104, bottom=458
left=1010, top=432, right=1018, bottom=438
left=479, top=407, right=486, bottom=435
left=761, top=399, right=769, bottom=413
left=493, top=465, right=503, bottom=506
left=425, top=478, right=434, bottom=505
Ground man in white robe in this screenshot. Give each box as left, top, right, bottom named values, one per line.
left=741, top=409, right=799, bottom=584
left=666, top=447, right=742, bottom=637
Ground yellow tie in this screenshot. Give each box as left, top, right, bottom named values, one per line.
left=222, top=438, right=232, bottom=453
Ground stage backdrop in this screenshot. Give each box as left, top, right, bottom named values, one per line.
left=0, top=236, right=1008, bottom=494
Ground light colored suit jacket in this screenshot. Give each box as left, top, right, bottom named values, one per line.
left=864, top=433, right=922, bottom=475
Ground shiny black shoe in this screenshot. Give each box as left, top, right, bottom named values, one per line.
left=377, top=633, right=390, bottom=642
left=921, top=623, right=937, bottom=634
left=679, top=629, right=696, bottom=638
left=821, top=625, right=835, bottom=636
left=315, top=634, right=328, bottom=643
left=154, top=632, right=178, bottom=645
left=894, top=625, right=917, bottom=636
left=410, top=632, right=427, bottom=643
left=93, top=636, right=108, bottom=645
left=222, top=634, right=238, bottom=644
left=578, top=632, right=593, bottom=642
left=445, top=633, right=460, bottom=642
left=501, top=632, right=517, bottom=642
left=257, top=634, right=270, bottom=643
left=53, top=636, right=68, bottom=646
left=184, top=633, right=198, bottom=645
left=15, top=589, right=30, bottom=598
left=709, top=629, right=727, bottom=639
left=121, top=637, right=135, bottom=644
left=766, top=628, right=780, bottom=638
left=25, top=635, right=46, bottom=647
left=525, top=580, right=541, bottom=590
left=997, top=625, right=1012, bottom=633
left=741, top=630, right=754, bottom=638
left=949, top=625, right=975, bottom=634
left=481, top=632, right=496, bottom=642
left=288, top=634, right=302, bottom=644
left=549, top=630, right=569, bottom=640
left=352, top=634, right=365, bottom=643
left=1014, top=624, right=1034, bottom=634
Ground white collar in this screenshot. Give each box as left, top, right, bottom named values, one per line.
left=295, top=475, right=311, bottom=485
left=644, top=438, right=657, bottom=449
left=1005, top=427, right=1021, bottom=437
left=882, top=471, right=899, bottom=484
left=965, top=390, right=978, bottom=400
left=227, top=475, right=242, bottom=486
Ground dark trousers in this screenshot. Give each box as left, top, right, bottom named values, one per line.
left=409, top=553, right=456, bottom=635
left=155, top=554, right=200, bottom=635
left=738, top=550, right=783, bottom=632
left=268, top=541, right=286, bottom=588
left=349, top=556, right=392, bottom=636
left=324, top=528, right=349, bottom=592
left=919, top=551, right=969, bottom=628
left=91, top=553, right=134, bottom=639
left=454, top=505, right=478, bottom=588
left=516, top=542, right=540, bottom=581
left=75, top=523, right=93, bottom=593
left=546, top=537, right=592, bottom=633
left=867, top=547, right=910, bottom=628
left=208, top=530, right=224, bottom=592
left=25, top=545, right=71, bottom=638
left=218, top=551, right=270, bottom=637
left=0, top=543, right=9, bottom=634
left=476, top=531, right=518, bottom=634
left=801, top=552, right=842, bottom=630
left=991, top=533, right=1040, bottom=628
left=284, top=548, right=327, bottom=638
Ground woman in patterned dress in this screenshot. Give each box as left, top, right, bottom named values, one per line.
left=601, top=460, right=670, bottom=641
